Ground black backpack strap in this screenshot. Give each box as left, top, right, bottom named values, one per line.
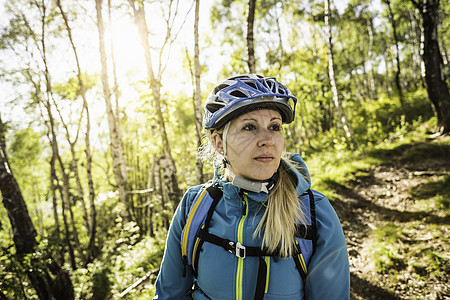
left=293, top=242, right=308, bottom=282
left=254, top=255, right=267, bottom=300
left=307, top=189, right=317, bottom=252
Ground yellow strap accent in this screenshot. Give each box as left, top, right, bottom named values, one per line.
left=265, top=256, right=270, bottom=293
left=181, top=189, right=208, bottom=257
left=298, top=253, right=307, bottom=274
left=236, top=193, right=248, bottom=300
left=191, top=234, right=202, bottom=271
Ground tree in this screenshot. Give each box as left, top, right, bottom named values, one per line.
left=247, top=0, right=256, bottom=73
left=0, top=116, right=74, bottom=300
left=325, top=0, right=355, bottom=146
left=56, top=0, right=98, bottom=264
left=412, top=0, right=450, bottom=134
left=127, top=0, right=182, bottom=207
left=95, top=0, right=132, bottom=221
left=193, top=0, right=204, bottom=184
left=383, top=0, right=405, bottom=104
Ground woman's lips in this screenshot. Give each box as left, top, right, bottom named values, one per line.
left=254, top=155, right=274, bottom=162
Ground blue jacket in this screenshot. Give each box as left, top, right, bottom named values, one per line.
left=154, top=153, right=350, bottom=299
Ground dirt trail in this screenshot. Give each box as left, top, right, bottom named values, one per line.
left=330, top=140, right=450, bottom=300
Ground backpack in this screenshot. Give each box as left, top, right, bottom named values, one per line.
left=181, top=184, right=317, bottom=299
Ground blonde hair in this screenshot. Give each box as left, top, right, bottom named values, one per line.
left=254, top=158, right=307, bottom=257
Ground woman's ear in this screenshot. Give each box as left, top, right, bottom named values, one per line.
left=211, top=132, right=224, bottom=155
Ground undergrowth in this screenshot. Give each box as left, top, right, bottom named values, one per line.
left=305, top=117, right=449, bottom=298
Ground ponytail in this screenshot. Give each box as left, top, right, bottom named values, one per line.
left=254, top=158, right=307, bottom=257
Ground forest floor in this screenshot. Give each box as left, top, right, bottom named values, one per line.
left=330, top=135, right=450, bottom=299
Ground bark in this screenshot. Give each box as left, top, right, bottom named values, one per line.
left=35, top=0, right=80, bottom=267
left=49, top=149, right=65, bottom=265
left=147, top=155, right=156, bottom=237
left=40, top=70, right=80, bottom=269
left=0, top=117, right=74, bottom=300
left=128, top=0, right=181, bottom=207
left=384, top=0, right=404, bottom=104
left=95, top=0, right=132, bottom=220
left=246, top=0, right=256, bottom=73
left=154, top=156, right=169, bottom=229
left=274, top=5, right=285, bottom=70
left=108, top=0, right=122, bottom=120
left=53, top=100, right=90, bottom=237
left=70, top=144, right=90, bottom=234
left=366, top=17, right=377, bottom=100
left=56, top=175, right=77, bottom=270
left=412, top=0, right=450, bottom=134
left=85, top=102, right=98, bottom=264
left=193, top=0, right=204, bottom=184
left=325, top=0, right=355, bottom=147
left=56, top=0, right=98, bottom=263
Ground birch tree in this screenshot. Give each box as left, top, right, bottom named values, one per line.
left=247, top=0, right=256, bottom=73
left=325, top=0, right=355, bottom=146
left=56, top=0, right=98, bottom=263
left=95, top=0, right=132, bottom=221
left=127, top=0, right=183, bottom=207
left=193, top=0, right=204, bottom=184
left=411, top=0, right=450, bottom=134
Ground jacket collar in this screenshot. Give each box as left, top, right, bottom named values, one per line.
left=213, top=153, right=311, bottom=205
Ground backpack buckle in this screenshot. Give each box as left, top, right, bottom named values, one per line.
left=230, top=242, right=246, bottom=259
left=236, top=242, right=246, bottom=258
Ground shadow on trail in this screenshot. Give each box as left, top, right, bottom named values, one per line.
left=350, top=273, right=401, bottom=300
left=367, top=141, right=450, bottom=165
left=328, top=178, right=449, bottom=226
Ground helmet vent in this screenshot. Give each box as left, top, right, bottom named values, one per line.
left=229, top=89, right=248, bottom=98
left=214, top=83, right=229, bottom=94
left=206, top=102, right=225, bottom=113
left=242, top=80, right=258, bottom=90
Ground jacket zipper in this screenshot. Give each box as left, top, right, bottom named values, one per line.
left=236, top=192, right=248, bottom=300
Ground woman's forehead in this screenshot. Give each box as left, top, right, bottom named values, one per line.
left=234, top=109, right=282, bottom=122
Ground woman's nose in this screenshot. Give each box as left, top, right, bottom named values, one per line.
left=257, top=129, right=275, bottom=147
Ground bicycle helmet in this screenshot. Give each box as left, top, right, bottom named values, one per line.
left=203, top=74, right=297, bottom=130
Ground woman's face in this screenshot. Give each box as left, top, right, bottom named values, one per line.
left=212, top=109, right=284, bottom=181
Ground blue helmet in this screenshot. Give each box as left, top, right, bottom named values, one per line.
left=203, top=74, right=297, bottom=130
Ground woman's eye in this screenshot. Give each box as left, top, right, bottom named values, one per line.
left=243, top=124, right=256, bottom=131
left=270, top=124, right=282, bottom=131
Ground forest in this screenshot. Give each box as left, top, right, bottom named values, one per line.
left=0, top=0, right=449, bottom=299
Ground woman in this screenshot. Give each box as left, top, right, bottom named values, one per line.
left=154, top=74, right=349, bottom=299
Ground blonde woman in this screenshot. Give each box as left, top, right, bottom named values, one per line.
left=154, top=74, right=349, bottom=299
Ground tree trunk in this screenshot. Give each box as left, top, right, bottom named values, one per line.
left=128, top=0, right=181, bottom=207
left=47, top=138, right=65, bottom=265
left=53, top=99, right=91, bottom=238
left=57, top=177, right=77, bottom=270
left=0, top=117, right=74, bottom=300
left=366, top=17, right=377, bottom=100
left=384, top=0, right=404, bottom=105
left=147, top=155, right=156, bottom=237
left=413, top=0, right=450, bottom=134
left=56, top=0, right=98, bottom=263
left=43, top=95, right=79, bottom=269
left=36, top=0, right=80, bottom=268
left=70, top=143, right=90, bottom=234
left=95, top=0, right=132, bottom=221
left=247, top=0, right=256, bottom=73
left=325, top=0, right=355, bottom=147
left=193, top=0, right=204, bottom=184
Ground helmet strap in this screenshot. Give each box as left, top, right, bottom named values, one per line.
left=227, top=168, right=278, bottom=194
left=222, top=122, right=230, bottom=156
